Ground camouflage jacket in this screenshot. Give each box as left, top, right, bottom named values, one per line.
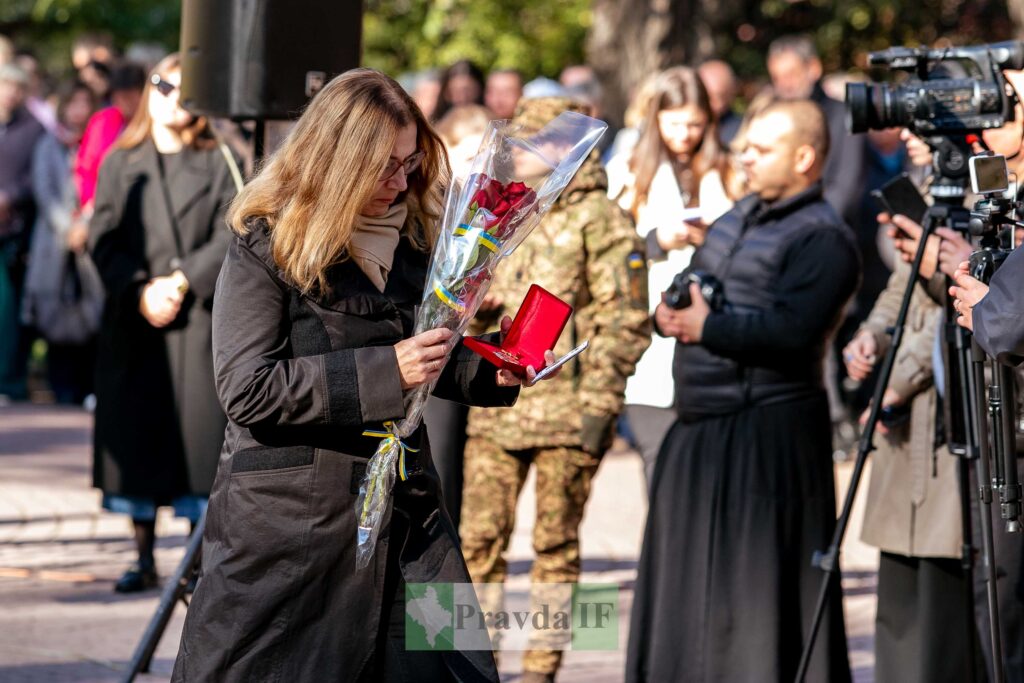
left=465, top=154, right=651, bottom=450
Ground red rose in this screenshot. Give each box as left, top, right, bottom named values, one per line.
left=492, top=186, right=538, bottom=239
left=505, top=181, right=530, bottom=200
left=466, top=177, right=538, bottom=234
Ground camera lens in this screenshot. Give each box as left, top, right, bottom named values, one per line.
left=845, top=82, right=870, bottom=134
left=847, top=81, right=907, bottom=132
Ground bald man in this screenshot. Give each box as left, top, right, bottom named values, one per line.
left=626, top=101, right=858, bottom=683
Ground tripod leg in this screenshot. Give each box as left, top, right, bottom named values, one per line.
left=121, top=511, right=206, bottom=683
left=969, top=354, right=1005, bottom=683
left=996, top=364, right=1022, bottom=531
left=959, top=455, right=983, bottom=682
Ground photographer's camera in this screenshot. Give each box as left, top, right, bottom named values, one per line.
left=664, top=270, right=725, bottom=311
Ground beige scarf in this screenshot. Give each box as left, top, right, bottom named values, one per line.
left=350, top=203, right=408, bottom=292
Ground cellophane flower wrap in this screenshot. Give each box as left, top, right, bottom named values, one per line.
left=355, top=111, right=607, bottom=569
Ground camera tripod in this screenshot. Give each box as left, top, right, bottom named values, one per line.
left=795, top=160, right=1021, bottom=683
left=120, top=511, right=205, bottom=682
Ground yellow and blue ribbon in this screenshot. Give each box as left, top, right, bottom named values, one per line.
left=454, top=223, right=502, bottom=254
left=362, top=421, right=420, bottom=481
left=433, top=283, right=466, bottom=313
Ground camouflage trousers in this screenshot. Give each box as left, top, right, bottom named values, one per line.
left=459, top=437, right=600, bottom=675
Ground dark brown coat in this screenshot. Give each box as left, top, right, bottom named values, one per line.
left=88, top=141, right=236, bottom=498
left=172, top=223, right=516, bottom=682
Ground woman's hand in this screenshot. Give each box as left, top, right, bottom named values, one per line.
left=655, top=223, right=689, bottom=251
left=900, top=129, right=933, bottom=167
left=935, top=227, right=973, bottom=279
left=843, top=329, right=879, bottom=381
left=859, top=388, right=904, bottom=436
left=656, top=217, right=707, bottom=251
left=66, top=218, right=89, bottom=254
left=494, top=315, right=562, bottom=388
left=139, top=276, right=185, bottom=328
left=394, top=327, right=456, bottom=390
left=682, top=218, right=709, bottom=247
left=880, top=212, right=939, bottom=279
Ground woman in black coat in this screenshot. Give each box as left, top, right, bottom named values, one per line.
left=88, top=53, right=239, bottom=592
left=172, top=69, right=554, bottom=682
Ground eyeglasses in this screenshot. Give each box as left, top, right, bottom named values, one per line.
left=150, top=73, right=178, bottom=97
left=380, top=151, right=425, bottom=181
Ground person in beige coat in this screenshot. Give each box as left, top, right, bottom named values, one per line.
left=845, top=255, right=982, bottom=682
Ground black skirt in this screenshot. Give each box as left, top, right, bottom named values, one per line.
left=875, top=552, right=984, bottom=683
left=626, top=394, right=851, bottom=683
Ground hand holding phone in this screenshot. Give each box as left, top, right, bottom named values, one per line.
left=871, top=173, right=929, bottom=224
left=532, top=340, right=589, bottom=383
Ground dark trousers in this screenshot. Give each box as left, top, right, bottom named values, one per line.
left=424, top=397, right=469, bottom=532
left=369, top=507, right=457, bottom=683
left=47, top=340, right=96, bottom=404
left=0, top=244, right=30, bottom=399
left=875, top=551, right=984, bottom=683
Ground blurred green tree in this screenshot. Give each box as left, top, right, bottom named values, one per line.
left=0, top=0, right=180, bottom=75
left=362, top=0, right=591, bottom=80
left=1, top=0, right=1018, bottom=125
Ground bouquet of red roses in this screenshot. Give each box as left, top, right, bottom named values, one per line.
left=355, top=111, right=606, bottom=568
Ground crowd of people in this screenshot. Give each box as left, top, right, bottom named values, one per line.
left=3, top=27, right=1024, bottom=683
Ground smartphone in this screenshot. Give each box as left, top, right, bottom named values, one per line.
left=532, top=340, right=589, bottom=382
left=680, top=207, right=704, bottom=224
left=871, top=173, right=929, bottom=224
left=969, top=154, right=1009, bottom=195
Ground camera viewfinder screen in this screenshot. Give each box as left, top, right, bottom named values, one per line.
left=971, top=155, right=1010, bottom=194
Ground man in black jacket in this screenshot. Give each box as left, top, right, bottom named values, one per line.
left=626, top=100, right=860, bottom=683
left=768, top=34, right=866, bottom=229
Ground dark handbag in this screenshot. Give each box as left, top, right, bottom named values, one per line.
left=33, top=250, right=104, bottom=345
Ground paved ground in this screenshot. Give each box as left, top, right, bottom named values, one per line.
left=0, top=403, right=879, bottom=682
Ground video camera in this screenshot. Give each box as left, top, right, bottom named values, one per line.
left=846, top=41, right=1024, bottom=135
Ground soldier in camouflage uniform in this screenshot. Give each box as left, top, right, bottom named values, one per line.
left=460, top=97, right=651, bottom=683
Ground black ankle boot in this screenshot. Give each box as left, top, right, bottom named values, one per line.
left=114, top=562, right=158, bottom=593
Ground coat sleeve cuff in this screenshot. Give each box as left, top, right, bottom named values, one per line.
left=435, top=334, right=519, bottom=407
left=323, top=347, right=405, bottom=426
left=700, top=312, right=732, bottom=351
left=354, top=346, right=405, bottom=424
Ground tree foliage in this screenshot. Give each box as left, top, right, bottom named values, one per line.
left=362, top=0, right=591, bottom=80
left=1, top=0, right=1019, bottom=120
left=0, top=0, right=180, bottom=75
left=2, top=0, right=591, bottom=83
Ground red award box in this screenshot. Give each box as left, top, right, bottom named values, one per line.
left=463, top=284, right=572, bottom=376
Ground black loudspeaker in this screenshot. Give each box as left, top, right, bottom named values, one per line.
left=180, top=0, right=362, bottom=120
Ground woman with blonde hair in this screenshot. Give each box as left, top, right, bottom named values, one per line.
left=88, top=52, right=239, bottom=593
left=172, top=68, right=539, bottom=682
left=606, top=65, right=735, bottom=487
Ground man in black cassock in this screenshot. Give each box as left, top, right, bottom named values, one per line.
left=626, top=100, right=859, bottom=683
